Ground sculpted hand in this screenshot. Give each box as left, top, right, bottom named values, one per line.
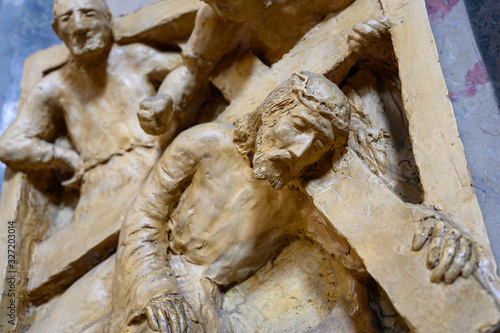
left=53, top=147, right=83, bottom=189
left=412, top=217, right=477, bottom=284
left=61, top=167, right=84, bottom=190
left=348, top=17, right=392, bottom=53
left=145, top=293, right=199, bottom=333
left=138, top=94, right=174, bottom=135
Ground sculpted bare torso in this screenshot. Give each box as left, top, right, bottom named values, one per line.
left=0, top=43, right=181, bottom=174
left=43, top=44, right=180, bottom=165
left=166, top=124, right=309, bottom=285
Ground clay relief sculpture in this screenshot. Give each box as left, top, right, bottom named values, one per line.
left=0, top=0, right=183, bottom=303
left=112, top=72, right=379, bottom=333
left=0, top=0, right=499, bottom=332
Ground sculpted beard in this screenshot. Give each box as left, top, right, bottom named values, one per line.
left=253, top=143, right=298, bottom=191
left=70, top=25, right=111, bottom=57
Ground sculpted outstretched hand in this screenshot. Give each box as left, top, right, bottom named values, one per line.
left=138, top=94, right=174, bottom=136
left=348, top=17, right=392, bottom=53
left=412, top=217, right=477, bottom=284
left=145, top=293, right=199, bottom=333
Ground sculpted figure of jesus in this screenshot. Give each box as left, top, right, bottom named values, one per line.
left=0, top=0, right=180, bottom=229
left=111, top=72, right=376, bottom=333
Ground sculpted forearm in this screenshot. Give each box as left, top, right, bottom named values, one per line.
left=117, top=205, right=176, bottom=294
left=118, top=138, right=200, bottom=275
left=114, top=183, right=179, bottom=326
left=138, top=4, right=237, bottom=135
left=0, top=134, right=52, bottom=170
left=0, top=78, right=81, bottom=175
left=114, top=138, right=202, bottom=326
left=0, top=133, right=80, bottom=174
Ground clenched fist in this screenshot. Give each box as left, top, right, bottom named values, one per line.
left=138, top=94, right=174, bottom=136
left=347, top=17, right=392, bottom=53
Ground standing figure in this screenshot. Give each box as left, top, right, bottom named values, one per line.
left=0, top=0, right=181, bottom=291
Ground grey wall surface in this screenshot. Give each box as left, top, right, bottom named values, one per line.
left=0, top=0, right=498, bottom=266
left=106, top=0, right=160, bottom=16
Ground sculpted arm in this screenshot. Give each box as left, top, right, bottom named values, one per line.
left=113, top=130, right=205, bottom=331
left=0, top=81, right=80, bottom=176
left=138, top=4, right=239, bottom=135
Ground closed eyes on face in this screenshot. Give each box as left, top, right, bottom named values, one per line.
left=59, top=10, right=72, bottom=22
left=290, top=113, right=333, bottom=145
left=292, top=116, right=307, bottom=130
left=82, top=9, right=97, bottom=17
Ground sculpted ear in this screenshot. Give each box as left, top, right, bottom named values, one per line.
left=106, top=12, right=113, bottom=25
left=52, top=20, right=61, bottom=39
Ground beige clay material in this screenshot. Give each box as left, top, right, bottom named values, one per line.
left=0, top=0, right=498, bottom=332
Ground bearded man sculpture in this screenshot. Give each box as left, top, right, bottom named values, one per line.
left=111, top=72, right=377, bottom=333
left=0, top=0, right=181, bottom=294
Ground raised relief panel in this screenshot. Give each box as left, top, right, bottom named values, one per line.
left=0, top=0, right=498, bottom=332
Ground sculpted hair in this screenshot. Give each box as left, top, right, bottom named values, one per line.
left=233, top=78, right=299, bottom=159
left=233, top=72, right=351, bottom=159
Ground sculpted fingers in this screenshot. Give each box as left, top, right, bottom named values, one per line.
left=462, top=244, right=477, bottom=277
left=430, top=229, right=459, bottom=283
left=355, top=20, right=382, bottom=41
left=348, top=24, right=368, bottom=52
left=146, top=293, right=199, bottom=333
left=173, top=299, right=188, bottom=333
left=412, top=218, right=435, bottom=251
left=365, top=17, right=392, bottom=32
left=348, top=17, right=392, bottom=52
left=412, top=216, right=478, bottom=284
left=444, top=237, right=471, bottom=283
left=183, top=298, right=200, bottom=324
left=146, top=306, right=160, bottom=331
left=426, top=221, right=447, bottom=269
left=140, top=95, right=156, bottom=111
left=155, top=305, right=170, bottom=333
left=165, top=297, right=183, bottom=333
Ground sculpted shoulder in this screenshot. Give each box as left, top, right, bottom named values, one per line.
left=113, top=43, right=158, bottom=62
left=26, top=69, right=67, bottom=105
left=111, top=43, right=182, bottom=71
left=155, top=122, right=235, bottom=177
left=173, top=122, right=235, bottom=154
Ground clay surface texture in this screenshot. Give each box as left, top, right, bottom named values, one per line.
left=0, top=0, right=498, bottom=332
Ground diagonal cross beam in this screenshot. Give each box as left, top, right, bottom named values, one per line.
left=304, top=150, right=500, bottom=332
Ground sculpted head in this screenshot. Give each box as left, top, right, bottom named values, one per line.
left=52, top=0, right=112, bottom=63
left=234, top=72, right=351, bottom=190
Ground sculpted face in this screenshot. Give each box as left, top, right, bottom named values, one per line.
left=53, top=0, right=112, bottom=60
left=202, top=0, right=246, bottom=22
left=253, top=105, right=335, bottom=190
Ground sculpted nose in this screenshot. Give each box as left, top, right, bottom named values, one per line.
left=73, top=13, right=87, bottom=33
left=288, top=135, right=314, bottom=159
